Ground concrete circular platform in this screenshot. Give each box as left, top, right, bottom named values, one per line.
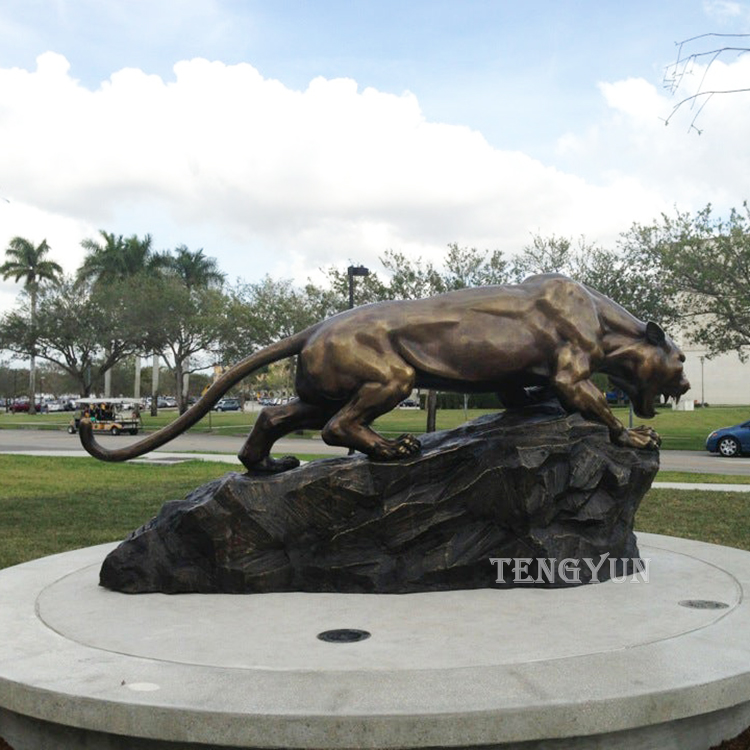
left=1, top=533, right=750, bottom=749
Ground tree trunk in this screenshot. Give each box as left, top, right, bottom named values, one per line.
left=28, top=353, right=36, bottom=415
left=28, top=289, right=37, bottom=415
left=181, top=357, right=190, bottom=414
left=150, top=354, right=159, bottom=417
left=426, top=390, right=437, bottom=433
left=134, top=356, right=141, bottom=400
left=104, top=365, right=112, bottom=398
left=79, top=373, right=90, bottom=397
left=175, top=358, right=184, bottom=414
left=83, top=362, right=92, bottom=397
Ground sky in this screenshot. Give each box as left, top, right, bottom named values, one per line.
left=1, top=0, right=750, bottom=314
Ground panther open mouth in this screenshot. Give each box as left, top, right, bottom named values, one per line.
left=609, top=372, right=690, bottom=421
left=608, top=375, right=657, bottom=419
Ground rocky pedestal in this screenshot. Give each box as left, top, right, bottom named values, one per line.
left=100, top=404, right=659, bottom=594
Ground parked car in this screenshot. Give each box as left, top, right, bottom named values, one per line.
left=214, top=398, right=241, bottom=412
left=706, top=420, right=750, bottom=457
left=605, top=388, right=629, bottom=405
left=399, top=399, right=419, bottom=408
left=9, top=399, right=45, bottom=413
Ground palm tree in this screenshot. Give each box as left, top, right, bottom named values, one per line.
left=78, top=231, right=169, bottom=284
left=79, top=231, right=168, bottom=398
left=1, top=237, right=63, bottom=414
left=166, top=246, right=225, bottom=290
left=164, top=246, right=225, bottom=411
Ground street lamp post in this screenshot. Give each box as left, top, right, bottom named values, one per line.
left=700, top=355, right=705, bottom=406
left=346, top=265, right=369, bottom=454
left=347, top=265, right=369, bottom=309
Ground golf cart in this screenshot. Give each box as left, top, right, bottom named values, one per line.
left=67, top=398, right=142, bottom=436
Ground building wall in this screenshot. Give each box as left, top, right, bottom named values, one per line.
left=680, top=345, right=750, bottom=406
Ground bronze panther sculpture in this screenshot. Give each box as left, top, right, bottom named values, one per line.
left=80, top=274, right=690, bottom=472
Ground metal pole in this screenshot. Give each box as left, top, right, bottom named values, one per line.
left=346, top=265, right=369, bottom=310
left=345, top=265, right=369, bottom=454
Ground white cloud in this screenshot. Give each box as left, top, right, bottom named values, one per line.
left=2, top=51, right=750, bottom=314
left=557, top=54, right=750, bottom=214
left=0, top=200, right=95, bottom=303
left=703, top=0, right=747, bottom=21
left=599, top=77, right=665, bottom=121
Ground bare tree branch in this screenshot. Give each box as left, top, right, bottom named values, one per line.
left=663, top=33, right=750, bottom=132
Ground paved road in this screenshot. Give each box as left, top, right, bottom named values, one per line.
left=0, top=428, right=348, bottom=458
left=1, top=429, right=750, bottom=475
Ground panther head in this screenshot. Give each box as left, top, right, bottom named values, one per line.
left=606, top=321, right=691, bottom=419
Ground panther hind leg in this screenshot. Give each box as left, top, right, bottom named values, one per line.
left=239, top=399, right=335, bottom=473
left=321, top=373, right=420, bottom=460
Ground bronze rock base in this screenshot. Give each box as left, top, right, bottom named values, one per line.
left=99, top=403, right=658, bottom=594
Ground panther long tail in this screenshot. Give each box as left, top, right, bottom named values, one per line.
left=79, top=328, right=313, bottom=463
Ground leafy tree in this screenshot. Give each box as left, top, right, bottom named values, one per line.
left=78, top=230, right=171, bottom=399
left=147, top=278, right=230, bottom=413
left=0, top=276, right=143, bottom=396
left=222, top=277, right=329, bottom=396
left=0, top=237, right=62, bottom=412
left=158, top=246, right=226, bottom=408
left=379, top=250, right=444, bottom=299
left=79, top=232, right=226, bottom=407
left=0, top=361, right=29, bottom=403
left=640, top=203, right=750, bottom=359
left=320, top=266, right=390, bottom=311
left=605, top=226, right=681, bottom=327
left=232, top=277, right=317, bottom=347
left=441, top=243, right=510, bottom=289
left=511, top=234, right=581, bottom=281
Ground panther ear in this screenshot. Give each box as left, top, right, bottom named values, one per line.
left=645, top=321, right=666, bottom=346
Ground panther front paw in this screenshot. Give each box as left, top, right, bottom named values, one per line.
left=370, top=434, right=422, bottom=461
left=616, top=426, right=661, bottom=451
left=395, top=433, right=421, bottom=456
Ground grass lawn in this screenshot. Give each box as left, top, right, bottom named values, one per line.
left=657, top=471, right=750, bottom=484
left=1, top=454, right=749, bottom=571
left=0, top=455, right=238, bottom=569
left=633, top=405, right=750, bottom=451
left=635, top=488, right=750, bottom=551
left=3, top=403, right=749, bottom=451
